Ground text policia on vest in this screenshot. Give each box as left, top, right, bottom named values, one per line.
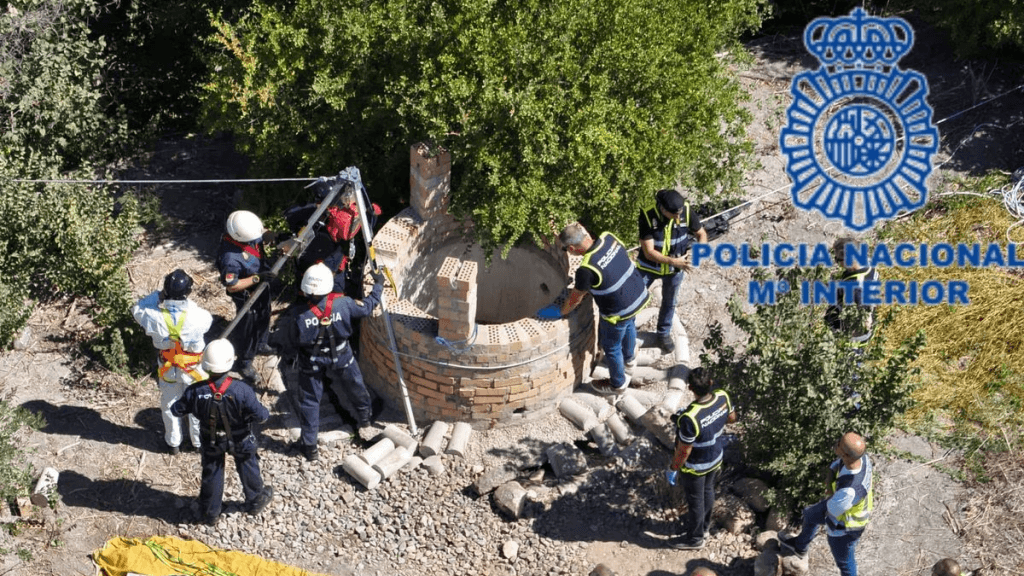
left=691, top=241, right=1024, bottom=306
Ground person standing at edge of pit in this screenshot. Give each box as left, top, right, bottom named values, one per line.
left=826, top=237, right=879, bottom=347
left=131, top=269, right=212, bottom=455
left=170, top=339, right=274, bottom=526
left=278, top=263, right=385, bottom=461
left=635, top=189, right=708, bottom=354
left=558, top=222, right=651, bottom=396
left=216, top=210, right=276, bottom=384
left=280, top=180, right=382, bottom=298
left=780, top=432, right=874, bottom=576
left=665, top=367, right=737, bottom=550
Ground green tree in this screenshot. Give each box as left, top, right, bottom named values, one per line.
left=0, top=1, right=141, bottom=366
left=202, top=0, right=767, bottom=253
left=700, top=266, right=926, bottom=509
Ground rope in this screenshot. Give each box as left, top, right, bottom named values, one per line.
left=10, top=177, right=316, bottom=184
left=701, top=81, right=1024, bottom=223
left=434, top=323, right=479, bottom=354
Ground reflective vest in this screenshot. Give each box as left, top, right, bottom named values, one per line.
left=579, top=232, right=650, bottom=324
left=158, top=309, right=204, bottom=383
left=674, top=389, right=732, bottom=475
left=636, top=204, right=696, bottom=275
left=837, top=267, right=879, bottom=346
left=827, top=455, right=873, bottom=531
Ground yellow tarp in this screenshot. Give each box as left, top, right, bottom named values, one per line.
left=93, top=536, right=330, bottom=576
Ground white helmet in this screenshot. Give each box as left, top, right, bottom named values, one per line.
left=301, top=263, right=334, bottom=297
left=202, top=339, right=236, bottom=374
left=225, top=210, right=263, bottom=242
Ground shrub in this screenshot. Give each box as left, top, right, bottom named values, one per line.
left=700, top=266, right=926, bottom=508
left=0, top=396, right=43, bottom=502
left=201, top=0, right=768, bottom=254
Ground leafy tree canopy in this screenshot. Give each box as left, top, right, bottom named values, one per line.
left=203, top=0, right=767, bottom=253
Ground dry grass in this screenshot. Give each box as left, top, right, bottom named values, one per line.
left=877, top=193, right=1024, bottom=430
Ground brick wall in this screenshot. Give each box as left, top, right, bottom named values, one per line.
left=359, top=143, right=597, bottom=429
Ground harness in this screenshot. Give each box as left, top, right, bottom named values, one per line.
left=207, top=376, right=239, bottom=454
left=158, top=309, right=204, bottom=383
left=307, top=294, right=349, bottom=365
left=222, top=235, right=262, bottom=261
left=637, top=204, right=695, bottom=276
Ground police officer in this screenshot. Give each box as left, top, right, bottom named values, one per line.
left=280, top=263, right=385, bottom=460
left=280, top=181, right=381, bottom=298
left=666, top=367, right=737, bottom=550
left=558, top=223, right=650, bottom=395
left=131, top=269, right=212, bottom=455
left=216, top=210, right=275, bottom=383
left=827, top=237, right=879, bottom=347
left=780, top=432, right=874, bottom=576
left=636, top=189, right=707, bottom=353
left=171, top=339, right=273, bottom=525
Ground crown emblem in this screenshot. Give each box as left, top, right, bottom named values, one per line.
left=804, top=7, right=913, bottom=70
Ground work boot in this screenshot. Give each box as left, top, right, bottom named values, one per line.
left=778, top=534, right=808, bottom=560
left=292, top=441, right=319, bottom=462
left=590, top=378, right=627, bottom=397
left=248, top=486, right=274, bottom=515
left=168, top=445, right=180, bottom=456
left=666, top=536, right=704, bottom=550
left=657, top=334, right=676, bottom=354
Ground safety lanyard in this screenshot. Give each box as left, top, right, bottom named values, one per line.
left=222, top=235, right=261, bottom=260
left=308, top=294, right=337, bottom=325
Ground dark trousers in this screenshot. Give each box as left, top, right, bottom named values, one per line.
left=198, top=434, right=263, bottom=520
left=297, top=355, right=372, bottom=447
left=680, top=467, right=720, bottom=541
left=227, top=288, right=270, bottom=369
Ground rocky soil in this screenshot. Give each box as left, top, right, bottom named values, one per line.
left=1, top=23, right=1022, bottom=576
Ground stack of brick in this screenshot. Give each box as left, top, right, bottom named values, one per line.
left=437, top=257, right=478, bottom=343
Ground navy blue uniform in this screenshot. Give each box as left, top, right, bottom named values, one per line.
left=281, top=281, right=383, bottom=447
left=216, top=236, right=271, bottom=370
left=284, top=204, right=347, bottom=294
left=171, top=374, right=269, bottom=521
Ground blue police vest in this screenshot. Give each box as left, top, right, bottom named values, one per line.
left=636, top=204, right=696, bottom=276
left=674, top=389, right=732, bottom=475
left=579, top=232, right=650, bottom=323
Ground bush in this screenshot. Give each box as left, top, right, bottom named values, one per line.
left=0, top=397, right=43, bottom=502
left=700, top=266, right=926, bottom=508
left=202, top=0, right=768, bottom=254
left=0, top=1, right=142, bottom=373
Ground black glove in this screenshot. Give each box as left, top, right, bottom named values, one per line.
left=262, top=269, right=278, bottom=281
left=370, top=270, right=385, bottom=285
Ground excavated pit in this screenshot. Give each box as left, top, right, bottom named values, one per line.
left=359, top=144, right=596, bottom=428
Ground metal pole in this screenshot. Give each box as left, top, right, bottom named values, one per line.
left=349, top=168, right=419, bottom=435
left=218, top=178, right=346, bottom=341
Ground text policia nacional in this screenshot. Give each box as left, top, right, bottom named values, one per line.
left=691, top=242, right=1024, bottom=306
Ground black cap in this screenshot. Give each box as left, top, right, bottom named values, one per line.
left=656, top=189, right=685, bottom=213
left=161, top=269, right=193, bottom=300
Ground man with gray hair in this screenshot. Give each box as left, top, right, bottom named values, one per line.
left=558, top=223, right=650, bottom=395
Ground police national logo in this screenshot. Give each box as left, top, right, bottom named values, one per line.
left=779, top=8, right=940, bottom=231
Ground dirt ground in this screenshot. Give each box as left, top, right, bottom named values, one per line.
left=1, top=20, right=1023, bottom=576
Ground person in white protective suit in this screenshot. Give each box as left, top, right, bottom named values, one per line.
left=131, top=269, right=213, bottom=455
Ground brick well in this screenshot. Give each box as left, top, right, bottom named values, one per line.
left=359, top=143, right=597, bottom=429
